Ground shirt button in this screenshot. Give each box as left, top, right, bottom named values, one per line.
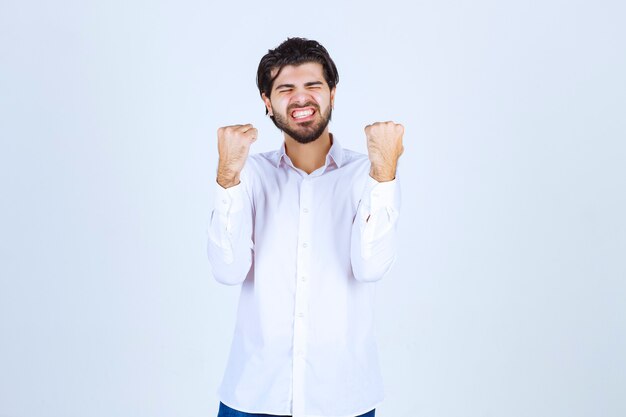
left=300, top=276, right=307, bottom=282
left=302, top=208, right=309, bottom=213
left=222, top=199, right=228, bottom=204
left=302, top=242, right=308, bottom=248
left=297, top=312, right=305, bottom=318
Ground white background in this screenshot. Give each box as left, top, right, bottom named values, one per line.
left=1, top=0, right=625, bottom=416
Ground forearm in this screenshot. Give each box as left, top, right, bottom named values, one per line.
left=350, top=174, right=401, bottom=283
left=206, top=179, right=254, bottom=285
left=351, top=212, right=398, bottom=283
left=207, top=212, right=253, bottom=285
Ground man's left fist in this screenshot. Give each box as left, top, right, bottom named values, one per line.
left=365, top=121, right=405, bottom=182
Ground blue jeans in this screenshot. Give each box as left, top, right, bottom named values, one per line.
left=217, top=401, right=376, bottom=417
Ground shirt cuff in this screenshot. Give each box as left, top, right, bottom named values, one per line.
left=369, top=176, right=398, bottom=214
left=213, top=180, right=245, bottom=215
left=361, top=175, right=399, bottom=220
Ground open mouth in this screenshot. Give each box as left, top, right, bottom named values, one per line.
left=290, top=107, right=316, bottom=122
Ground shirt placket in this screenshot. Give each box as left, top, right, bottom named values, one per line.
left=292, top=175, right=313, bottom=417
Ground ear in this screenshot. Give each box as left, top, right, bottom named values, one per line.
left=330, top=87, right=336, bottom=109
left=261, top=92, right=273, bottom=116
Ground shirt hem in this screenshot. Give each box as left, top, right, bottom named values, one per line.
left=218, top=396, right=291, bottom=416
left=217, top=395, right=384, bottom=417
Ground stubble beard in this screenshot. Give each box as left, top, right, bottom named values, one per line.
left=272, top=105, right=332, bottom=144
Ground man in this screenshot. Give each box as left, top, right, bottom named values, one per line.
left=207, top=37, right=404, bottom=417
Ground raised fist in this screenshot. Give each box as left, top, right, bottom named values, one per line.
left=364, top=121, right=404, bottom=182
left=216, top=124, right=258, bottom=188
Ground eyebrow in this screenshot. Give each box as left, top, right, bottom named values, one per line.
left=274, top=81, right=324, bottom=90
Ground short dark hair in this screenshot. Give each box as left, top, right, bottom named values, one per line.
left=256, top=37, right=339, bottom=116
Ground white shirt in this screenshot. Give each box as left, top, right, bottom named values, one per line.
left=207, top=136, right=401, bottom=417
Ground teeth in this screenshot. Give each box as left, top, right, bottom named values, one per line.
left=292, top=109, right=314, bottom=119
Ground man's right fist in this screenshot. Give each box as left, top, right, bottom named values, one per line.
left=216, top=124, right=258, bottom=188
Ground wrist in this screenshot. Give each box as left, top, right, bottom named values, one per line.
left=369, top=164, right=396, bottom=182
left=217, top=177, right=240, bottom=188
left=216, top=166, right=240, bottom=189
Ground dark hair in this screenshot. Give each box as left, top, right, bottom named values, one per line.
left=256, top=37, right=339, bottom=116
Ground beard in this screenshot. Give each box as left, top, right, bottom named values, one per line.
left=271, top=103, right=332, bottom=144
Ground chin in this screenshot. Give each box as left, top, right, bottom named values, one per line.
left=274, top=108, right=331, bottom=144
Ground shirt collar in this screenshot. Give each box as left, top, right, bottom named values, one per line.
left=272, top=134, right=344, bottom=169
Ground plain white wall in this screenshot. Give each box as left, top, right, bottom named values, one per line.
left=1, top=0, right=625, bottom=416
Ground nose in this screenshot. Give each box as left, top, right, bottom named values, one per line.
left=290, top=88, right=314, bottom=106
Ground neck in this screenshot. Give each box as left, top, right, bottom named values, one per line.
left=284, top=130, right=333, bottom=174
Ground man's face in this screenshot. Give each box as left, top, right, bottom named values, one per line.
left=262, top=62, right=335, bottom=144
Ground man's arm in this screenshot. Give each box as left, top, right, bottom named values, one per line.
left=206, top=124, right=257, bottom=286
left=351, top=121, right=404, bottom=282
